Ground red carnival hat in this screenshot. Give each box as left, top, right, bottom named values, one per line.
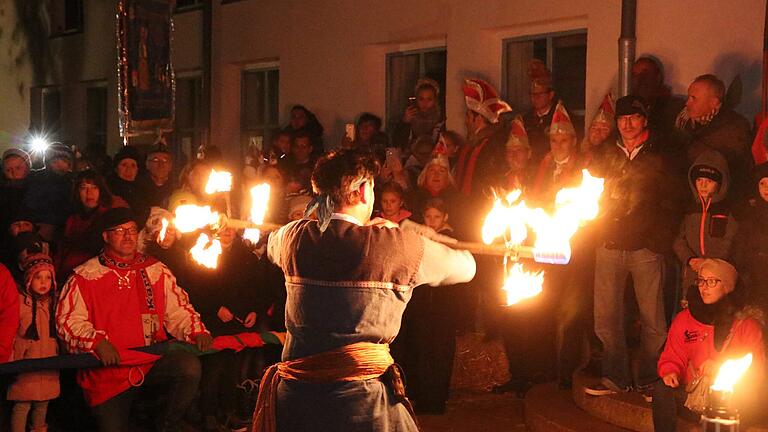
left=591, top=92, right=615, bottom=127
left=463, top=78, right=512, bottom=124
left=548, top=101, right=575, bottom=136
left=506, top=116, right=530, bottom=150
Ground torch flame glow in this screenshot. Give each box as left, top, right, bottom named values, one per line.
left=189, top=233, right=222, bottom=269
left=503, top=263, right=545, bottom=305
left=711, top=353, right=753, bottom=393
left=243, top=183, right=271, bottom=244
left=481, top=169, right=604, bottom=305
left=173, top=205, right=220, bottom=233
left=158, top=218, right=169, bottom=243
left=204, top=169, right=233, bottom=195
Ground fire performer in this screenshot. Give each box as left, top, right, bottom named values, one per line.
left=56, top=207, right=213, bottom=432
left=652, top=259, right=765, bottom=431
left=252, top=149, right=476, bottom=431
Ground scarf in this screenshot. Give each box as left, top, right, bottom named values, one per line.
left=304, top=176, right=369, bottom=232
left=675, top=104, right=721, bottom=131
left=687, top=285, right=737, bottom=350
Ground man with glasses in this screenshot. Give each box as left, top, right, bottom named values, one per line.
left=523, top=68, right=562, bottom=164
left=136, top=143, right=175, bottom=221
left=57, top=207, right=212, bottom=432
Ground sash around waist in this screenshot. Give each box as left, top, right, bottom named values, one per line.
left=251, top=342, right=399, bottom=432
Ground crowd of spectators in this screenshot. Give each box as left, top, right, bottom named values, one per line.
left=0, top=55, right=767, bottom=430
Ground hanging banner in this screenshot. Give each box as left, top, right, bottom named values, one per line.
left=117, top=0, right=175, bottom=137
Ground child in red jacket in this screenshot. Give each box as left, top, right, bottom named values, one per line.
left=653, top=258, right=765, bottom=431
left=8, top=254, right=60, bottom=432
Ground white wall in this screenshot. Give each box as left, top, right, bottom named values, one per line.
left=0, top=0, right=764, bottom=160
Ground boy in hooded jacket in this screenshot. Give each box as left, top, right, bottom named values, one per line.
left=673, top=150, right=738, bottom=307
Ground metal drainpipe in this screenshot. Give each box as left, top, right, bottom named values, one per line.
left=618, top=0, right=637, bottom=97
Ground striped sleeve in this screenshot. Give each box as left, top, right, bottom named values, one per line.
left=161, top=265, right=208, bottom=341
left=56, top=276, right=105, bottom=353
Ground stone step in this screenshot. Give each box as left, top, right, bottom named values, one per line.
left=572, top=372, right=768, bottom=432
left=524, top=382, right=629, bottom=432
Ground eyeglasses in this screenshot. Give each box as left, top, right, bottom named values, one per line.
left=108, top=227, right=139, bottom=236
left=148, top=158, right=171, bottom=165
left=695, top=277, right=721, bottom=287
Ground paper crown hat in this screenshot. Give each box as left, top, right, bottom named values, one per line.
left=506, top=116, right=530, bottom=150
left=591, top=92, right=615, bottom=127
left=548, top=101, right=575, bottom=136
left=463, top=78, right=512, bottom=124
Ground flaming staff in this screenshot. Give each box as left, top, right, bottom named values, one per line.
left=480, top=169, right=604, bottom=305
left=171, top=169, right=273, bottom=268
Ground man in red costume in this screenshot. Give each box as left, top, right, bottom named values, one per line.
left=57, top=207, right=212, bottom=432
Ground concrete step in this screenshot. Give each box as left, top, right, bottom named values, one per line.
left=524, top=382, right=629, bottom=432
left=573, top=372, right=768, bottom=432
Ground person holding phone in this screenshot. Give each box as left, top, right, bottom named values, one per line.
left=392, top=79, right=445, bottom=157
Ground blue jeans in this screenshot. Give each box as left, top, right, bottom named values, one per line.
left=594, top=246, right=667, bottom=388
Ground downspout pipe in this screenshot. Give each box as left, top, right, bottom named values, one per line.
left=618, top=0, right=637, bottom=97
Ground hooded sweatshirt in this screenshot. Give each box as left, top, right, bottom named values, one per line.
left=731, top=163, right=768, bottom=310
left=673, top=150, right=738, bottom=290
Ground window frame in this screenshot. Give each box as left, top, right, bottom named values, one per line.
left=175, top=0, right=203, bottom=14
left=501, top=28, right=588, bottom=117
left=385, top=46, right=447, bottom=131
left=48, top=0, right=85, bottom=38
left=240, top=64, right=280, bottom=152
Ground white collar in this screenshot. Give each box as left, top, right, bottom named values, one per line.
left=331, top=213, right=363, bottom=226
left=554, top=155, right=571, bottom=166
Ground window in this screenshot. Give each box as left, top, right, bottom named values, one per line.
left=241, top=67, right=279, bottom=154
left=175, top=0, right=203, bottom=13
left=48, top=0, right=84, bottom=37
left=503, top=30, right=587, bottom=128
left=386, top=48, right=446, bottom=132
left=173, top=76, right=204, bottom=160
left=86, top=86, right=108, bottom=152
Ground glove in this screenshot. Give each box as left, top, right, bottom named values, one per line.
left=93, top=339, right=121, bottom=366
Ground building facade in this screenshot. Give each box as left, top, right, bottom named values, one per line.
left=0, top=0, right=764, bottom=166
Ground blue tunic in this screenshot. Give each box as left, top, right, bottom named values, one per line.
left=267, top=215, right=475, bottom=431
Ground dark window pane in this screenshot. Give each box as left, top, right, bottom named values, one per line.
left=86, top=87, right=107, bottom=151
left=42, top=89, right=61, bottom=133
left=266, top=69, right=279, bottom=126
left=533, top=38, right=548, bottom=64
left=242, top=71, right=266, bottom=128
left=552, top=33, right=587, bottom=111
left=386, top=53, right=419, bottom=130
left=423, top=50, right=447, bottom=114
left=505, top=40, right=536, bottom=113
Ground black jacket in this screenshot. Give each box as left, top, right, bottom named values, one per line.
left=588, top=132, right=687, bottom=253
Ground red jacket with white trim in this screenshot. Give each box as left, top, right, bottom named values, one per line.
left=56, top=252, right=207, bottom=406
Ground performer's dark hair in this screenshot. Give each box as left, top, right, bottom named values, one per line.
left=312, top=149, right=380, bottom=207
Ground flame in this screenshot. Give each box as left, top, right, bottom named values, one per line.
left=243, top=183, right=271, bottom=245
left=173, top=205, right=220, bottom=233
left=204, top=169, right=233, bottom=195
left=503, top=263, right=544, bottom=305
left=711, top=353, right=753, bottom=393
left=189, top=233, right=222, bottom=269
left=158, top=218, right=169, bottom=243
left=481, top=169, right=604, bottom=303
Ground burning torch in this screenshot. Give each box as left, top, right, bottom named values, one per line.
left=702, top=353, right=753, bottom=431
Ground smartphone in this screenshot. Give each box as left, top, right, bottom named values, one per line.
left=385, top=147, right=401, bottom=167
left=345, top=123, right=356, bottom=142
left=408, top=96, right=417, bottom=108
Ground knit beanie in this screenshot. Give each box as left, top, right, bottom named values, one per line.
left=21, top=253, right=56, bottom=341
left=2, top=148, right=31, bottom=168
left=113, top=145, right=140, bottom=167
left=691, top=164, right=722, bottom=184
left=45, top=142, right=74, bottom=166
left=700, top=258, right=738, bottom=294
